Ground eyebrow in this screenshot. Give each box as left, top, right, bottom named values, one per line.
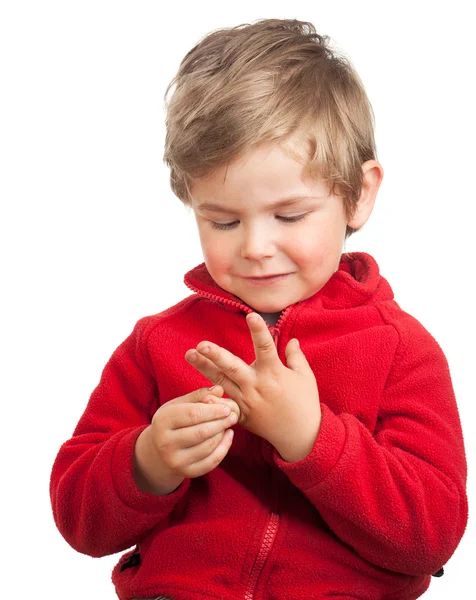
left=196, top=196, right=319, bottom=214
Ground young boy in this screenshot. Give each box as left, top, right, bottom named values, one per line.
left=50, top=18, right=468, bottom=600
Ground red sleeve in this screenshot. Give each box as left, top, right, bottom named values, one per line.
left=273, top=308, right=468, bottom=576
left=49, top=317, right=191, bottom=558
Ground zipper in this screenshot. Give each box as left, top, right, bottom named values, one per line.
left=182, top=279, right=293, bottom=336
left=243, top=511, right=280, bottom=599
left=183, top=281, right=251, bottom=314
left=183, top=280, right=291, bottom=599
left=243, top=327, right=281, bottom=600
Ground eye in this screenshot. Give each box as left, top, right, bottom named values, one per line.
left=210, top=213, right=310, bottom=230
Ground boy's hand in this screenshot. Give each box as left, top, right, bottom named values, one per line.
left=134, top=386, right=240, bottom=494
left=185, top=313, right=321, bottom=462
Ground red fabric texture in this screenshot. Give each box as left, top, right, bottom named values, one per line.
left=50, top=252, right=468, bottom=600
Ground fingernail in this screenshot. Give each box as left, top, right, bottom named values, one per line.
left=208, top=385, right=216, bottom=391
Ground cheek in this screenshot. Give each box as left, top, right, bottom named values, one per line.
left=302, top=214, right=346, bottom=249
left=202, top=237, right=233, bottom=272
left=285, top=225, right=325, bottom=258
left=289, top=222, right=343, bottom=268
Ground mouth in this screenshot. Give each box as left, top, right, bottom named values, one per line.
left=246, top=274, right=286, bottom=279
left=245, top=273, right=291, bottom=285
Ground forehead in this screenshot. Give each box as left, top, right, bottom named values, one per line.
left=190, top=140, right=328, bottom=213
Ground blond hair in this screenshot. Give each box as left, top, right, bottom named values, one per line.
left=163, top=18, right=378, bottom=238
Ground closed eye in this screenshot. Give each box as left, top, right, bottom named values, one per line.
left=210, top=213, right=310, bottom=230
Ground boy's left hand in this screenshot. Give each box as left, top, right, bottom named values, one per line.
left=185, top=312, right=322, bottom=462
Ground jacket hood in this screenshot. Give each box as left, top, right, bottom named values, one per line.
left=184, top=251, right=394, bottom=312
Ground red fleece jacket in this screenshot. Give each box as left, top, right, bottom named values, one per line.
left=50, top=252, right=468, bottom=600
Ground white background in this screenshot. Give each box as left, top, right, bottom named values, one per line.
left=1, top=1, right=474, bottom=598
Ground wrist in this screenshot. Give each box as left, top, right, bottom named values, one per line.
left=133, top=426, right=184, bottom=495
left=275, top=417, right=321, bottom=463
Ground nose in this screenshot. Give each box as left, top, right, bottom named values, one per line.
left=239, top=222, right=277, bottom=260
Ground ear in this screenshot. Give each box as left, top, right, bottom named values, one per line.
left=347, top=160, right=384, bottom=229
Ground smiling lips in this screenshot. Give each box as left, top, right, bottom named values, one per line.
left=246, top=274, right=286, bottom=279
left=244, top=273, right=291, bottom=285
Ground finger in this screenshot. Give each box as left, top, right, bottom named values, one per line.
left=180, top=429, right=235, bottom=478
left=185, top=349, right=241, bottom=399
left=285, top=337, right=310, bottom=373
left=204, top=385, right=224, bottom=398
left=169, top=401, right=232, bottom=429
left=196, top=341, right=252, bottom=389
left=171, top=386, right=224, bottom=404
left=246, top=312, right=281, bottom=368
left=185, top=346, right=245, bottom=396
left=181, top=412, right=238, bottom=450
left=201, top=396, right=241, bottom=421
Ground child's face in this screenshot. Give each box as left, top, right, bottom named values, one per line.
left=190, top=140, right=353, bottom=314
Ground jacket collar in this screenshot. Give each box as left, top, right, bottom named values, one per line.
left=183, top=252, right=394, bottom=312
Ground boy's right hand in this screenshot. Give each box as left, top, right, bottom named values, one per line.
left=134, top=386, right=240, bottom=495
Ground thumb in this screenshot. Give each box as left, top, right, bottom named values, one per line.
left=173, top=385, right=224, bottom=404
left=203, top=384, right=224, bottom=398
left=285, top=338, right=309, bottom=372
left=173, top=386, right=241, bottom=420
left=200, top=386, right=241, bottom=420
